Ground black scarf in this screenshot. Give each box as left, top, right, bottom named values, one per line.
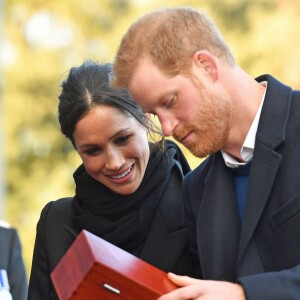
left=71, top=140, right=190, bottom=256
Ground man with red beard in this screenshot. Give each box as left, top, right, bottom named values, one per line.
left=112, top=6, right=300, bottom=300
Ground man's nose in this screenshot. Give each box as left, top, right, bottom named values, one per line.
left=158, top=114, right=178, bottom=137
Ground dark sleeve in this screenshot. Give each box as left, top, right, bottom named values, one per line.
left=28, top=202, right=58, bottom=300
left=238, top=266, right=300, bottom=300
left=7, top=229, right=28, bottom=300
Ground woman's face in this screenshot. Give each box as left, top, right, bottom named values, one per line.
left=73, top=105, right=150, bottom=195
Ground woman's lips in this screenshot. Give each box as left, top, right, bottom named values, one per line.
left=109, top=165, right=133, bottom=179
left=106, top=164, right=135, bottom=184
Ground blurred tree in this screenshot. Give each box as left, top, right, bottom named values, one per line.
left=2, top=0, right=300, bottom=277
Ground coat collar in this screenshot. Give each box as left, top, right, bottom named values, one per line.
left=255, top=74, right=292, bottom=149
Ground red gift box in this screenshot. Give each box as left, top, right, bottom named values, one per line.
left=51, top=230, right=177, bottom=299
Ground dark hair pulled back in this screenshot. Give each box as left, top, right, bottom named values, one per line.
left=58, top=60, right=160, bottom=145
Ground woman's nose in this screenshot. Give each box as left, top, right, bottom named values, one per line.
left=105, top=148, right=125, bottom=170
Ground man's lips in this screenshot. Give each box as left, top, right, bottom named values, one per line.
left=178, top=131, right=192, bottom=145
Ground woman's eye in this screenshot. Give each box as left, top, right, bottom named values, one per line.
left=115, top=135, right=131, bottom=145
left=85, top=147, right=101, bottom=155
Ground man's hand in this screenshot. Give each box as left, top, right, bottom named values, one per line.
left=158, top=273, right=246, bottom=300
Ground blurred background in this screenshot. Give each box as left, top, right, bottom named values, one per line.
left=1, top=0, right=300, bottom=277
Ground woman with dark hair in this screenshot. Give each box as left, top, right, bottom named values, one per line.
left=28, top=61, right=195, bottom=299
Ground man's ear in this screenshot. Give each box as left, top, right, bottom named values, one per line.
left=192, top=50, right=218, bottom=82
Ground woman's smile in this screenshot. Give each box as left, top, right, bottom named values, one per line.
left=107, top=164, right=134, bottom=182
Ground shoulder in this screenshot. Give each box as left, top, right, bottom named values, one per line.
left=0, top=220, right=17, bottom=237
left=182, top=155, right=216, bottom=205
left=256, top=74, right=295, bottom=100
left=38, top=197, right=74, bottom=227
left=35, top=198, right=76, bottom=266
left=36, top=197, right=75, bottom=239
left=185, top=155, right=213, bottom=184
left=0, top=221, right=20, bottom=254
left=40, top=197, right=73, bottom=215
left=0, top=220, right=11, bottom=229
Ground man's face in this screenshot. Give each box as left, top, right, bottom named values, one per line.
left=128, top=58, right=233, bottom=158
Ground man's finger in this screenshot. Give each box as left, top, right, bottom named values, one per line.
left=167, top=273, right=200, bottom=287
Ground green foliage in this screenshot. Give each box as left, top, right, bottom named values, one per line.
left=2, top=0, right=300, bottom=277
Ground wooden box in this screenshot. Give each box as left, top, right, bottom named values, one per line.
left=51, top=230, right=177, bottom=299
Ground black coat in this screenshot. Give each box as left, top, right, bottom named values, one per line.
left=28, top=142, right=195, bottom=300
left=183, top=75, right=300, bottom=299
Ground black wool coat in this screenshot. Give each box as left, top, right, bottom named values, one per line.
left=183, top=75, right=300, bottom=300
left=28, top=143, right=195, bottom=300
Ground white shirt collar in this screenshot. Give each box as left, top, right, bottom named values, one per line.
left=221, top=81, right=267, bottom=168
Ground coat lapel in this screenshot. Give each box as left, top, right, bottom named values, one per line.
left=238, top=143, right=281, bottom=261
left=197, top=153, right=240, bottom=281
left=238, top=74, right=291, bottom=262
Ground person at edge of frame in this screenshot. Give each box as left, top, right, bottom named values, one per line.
left=0, top=220, right=28, bottom=300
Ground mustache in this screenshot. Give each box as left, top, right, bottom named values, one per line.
left=173, top=126, right=193, bottom=142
